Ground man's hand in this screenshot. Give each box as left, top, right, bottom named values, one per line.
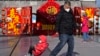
left=55, top=32, right=59, bottom=35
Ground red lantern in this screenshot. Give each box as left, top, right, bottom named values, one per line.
left=38, top=0, right=60, bottom=15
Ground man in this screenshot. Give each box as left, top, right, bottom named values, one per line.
left=50, top=1, right=76, bottom=56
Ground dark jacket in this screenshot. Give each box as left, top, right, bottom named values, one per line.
left=55, top=6, right=76, bottom=35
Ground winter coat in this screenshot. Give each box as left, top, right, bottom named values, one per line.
left=55, top=5, right=76, bottom=35
left=81, top=16, right=89, bottom=33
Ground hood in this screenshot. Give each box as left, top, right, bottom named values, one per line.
left=39, top=35, right=47, bottom=43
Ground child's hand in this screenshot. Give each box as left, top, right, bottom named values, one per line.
left=52, top=32, right=59, bottom=38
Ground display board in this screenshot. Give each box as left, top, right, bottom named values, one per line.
left=1, top=6, right=32, bottom=35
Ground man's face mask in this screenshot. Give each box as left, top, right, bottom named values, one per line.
left=65, top=8, right=70, bottom=12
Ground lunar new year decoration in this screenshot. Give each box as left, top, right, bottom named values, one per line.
left=1, top=6, right=32, bottom=35
left=74, top=7, right=96, bottom=35
left=35, top=0, right=60, bottom=35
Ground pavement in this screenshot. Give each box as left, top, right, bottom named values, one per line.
left=0, top=35, right=100, bottom=56
left=0, top=37, right=19, bottom=56
left=47, top=35, right=100, bottom=56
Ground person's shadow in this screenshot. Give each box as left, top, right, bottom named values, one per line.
left=59, top=52, right=80, bottom=56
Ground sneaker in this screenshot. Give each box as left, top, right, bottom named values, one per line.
left=89, top=38, right=93, bottom=41
left=49, top=54, right=54, bottom=56
left=82, top=41, right=87, bottom=43
left=24, top=53, right=33, bottom=56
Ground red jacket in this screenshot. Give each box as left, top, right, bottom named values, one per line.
left=33, top=35, right=49, bottom=56
left=82, top=16, right=89, bottom=32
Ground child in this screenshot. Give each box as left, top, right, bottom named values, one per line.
left=26, top=35, right=49, bottom=56
left=81, top=12, right=90, bottom=42
left=33, top=35, right=49, bottom=56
